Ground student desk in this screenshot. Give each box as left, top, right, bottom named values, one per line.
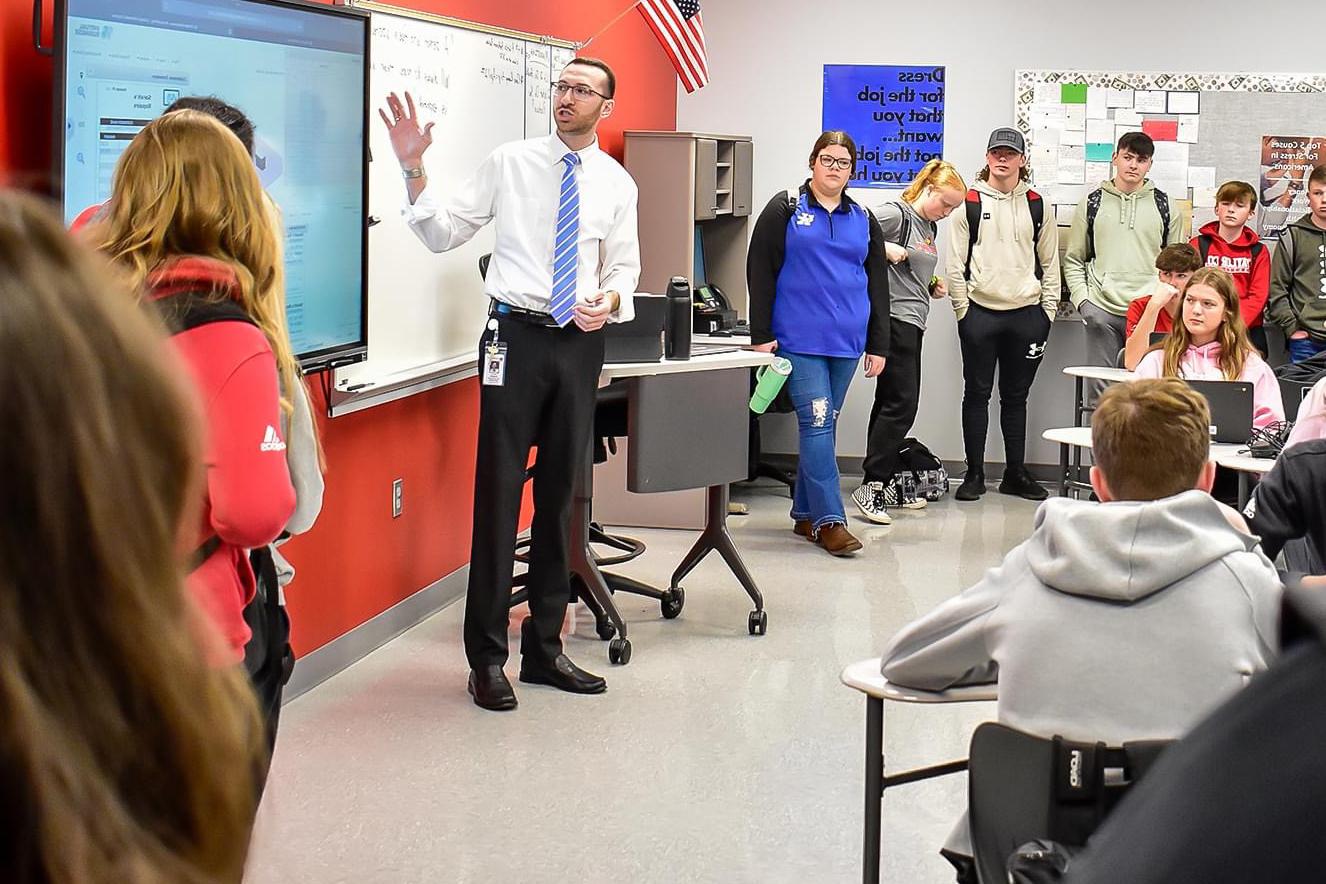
left=1057, top=366, right=1134, bottom=495
left=568, top=349, right=773, bottom=664
left=1043, top=425, right=1249, bottom=498
left=1214, top=453, right=1275, bottom=508
left=840, top=658, right=996, bottom=884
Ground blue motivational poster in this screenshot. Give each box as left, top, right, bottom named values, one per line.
left=822, top=64, right=946, bottom=188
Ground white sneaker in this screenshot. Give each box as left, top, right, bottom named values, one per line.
left=851, top=482, right=893, bottom=525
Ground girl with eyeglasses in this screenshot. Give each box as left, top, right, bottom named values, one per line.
left=747, top=130, right=890, bottom=556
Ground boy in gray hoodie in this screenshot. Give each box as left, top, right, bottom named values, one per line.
left=880, top=377, right=1281, bottom=877
left=1267, top=164, right=1326, bottom=363
left=1063, top=132, right=1183, bottom=396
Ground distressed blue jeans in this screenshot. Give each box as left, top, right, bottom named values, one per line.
left=782, top=350, right=857, bottom=529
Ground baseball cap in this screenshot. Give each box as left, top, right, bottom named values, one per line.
left=987, top=127, right=1025, bottom=154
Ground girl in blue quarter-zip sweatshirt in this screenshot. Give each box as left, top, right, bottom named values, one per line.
left=747, top=130, right=890, bottom=557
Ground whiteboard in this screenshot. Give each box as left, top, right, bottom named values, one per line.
left=335, top=2, right=576, bottom=394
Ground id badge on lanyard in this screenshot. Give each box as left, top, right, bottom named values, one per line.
left=482, top=318, right=508, bottom=387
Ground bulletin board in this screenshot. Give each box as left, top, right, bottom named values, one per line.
left=1014, top=70, right=1326, bottom=236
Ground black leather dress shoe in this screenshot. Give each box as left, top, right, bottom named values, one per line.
left=467, top=665, right=518, bottom=711
left=519, top=654, right=607, bottom=694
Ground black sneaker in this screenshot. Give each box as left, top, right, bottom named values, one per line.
left=955, top=468, right=986, bottom=502
left=999, top=465, right=1049, bottom=501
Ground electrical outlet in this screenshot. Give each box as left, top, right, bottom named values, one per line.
left=392, top=478, right=403, bottom=518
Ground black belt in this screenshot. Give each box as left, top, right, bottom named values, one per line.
left=490, top=300, right=559, bottom=327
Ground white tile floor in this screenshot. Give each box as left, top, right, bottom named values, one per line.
left=245, top=481, right=1040, bottom=884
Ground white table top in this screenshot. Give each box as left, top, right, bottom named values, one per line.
left=1043, top=426, right=1247, bottom=462
left=840, top=658, right=998, bottom=703
left=1214, top=454, right=1275, bottom=474
left=599, top=348, right=772, bottom=382
left=1063, top=365, right=1134, bottom=382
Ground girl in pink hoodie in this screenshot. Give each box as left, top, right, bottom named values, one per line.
left=1135, top=267, right=1284, bottom=428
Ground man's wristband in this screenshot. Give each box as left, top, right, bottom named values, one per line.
left=402, top=167, right=425, bottom=180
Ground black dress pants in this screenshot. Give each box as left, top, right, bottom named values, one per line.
left=464, top=314, right=604, bottom=669
left=957, top=302, right=1052, bottom=469
left=862, top=317, right=924, bottom=484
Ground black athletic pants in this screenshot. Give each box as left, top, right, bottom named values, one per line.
left=957, top=302, right=1052, bottom=469
left=863, top=317, right=924, bottom=484
left=464, top=313, right=604, bottom=669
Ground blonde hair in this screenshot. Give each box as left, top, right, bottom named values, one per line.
left=1092, top=378, right=1211, bottom=501
left=1161, top=267, right=1254, bottom=381
left=900, top=159, right=966, bottom=204
left=94, top=110, right=298, bottom=411
left=0, top=191, right=262, bottom=882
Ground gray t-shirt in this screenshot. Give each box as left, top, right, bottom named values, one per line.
left=876, top=200, right=939, bottom=331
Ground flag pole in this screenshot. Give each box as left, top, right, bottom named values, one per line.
left=579, top=0, right=643, bottom=49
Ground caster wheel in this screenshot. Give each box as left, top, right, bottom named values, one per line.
left=660, top=587, right=685, bottom=620
left=748, top=610, right=768, bottom=636
left=609, top=638, right=632, bottom=665
left=595, top=619, right=617, bottom=641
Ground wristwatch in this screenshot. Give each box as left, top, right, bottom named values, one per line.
left=401, top=167, right=425, bottom=180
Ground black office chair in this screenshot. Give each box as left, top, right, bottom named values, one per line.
left=748, top=378, right=796, bottom=496
left=967, top=723, right=1172, bottom=884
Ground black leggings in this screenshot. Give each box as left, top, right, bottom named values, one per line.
left=863, top=318, right=924, bottom=484
left=957, top=302, right=1052, bottom=469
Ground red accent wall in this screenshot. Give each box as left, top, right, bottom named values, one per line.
left=1, top=0, right=677, bottom=655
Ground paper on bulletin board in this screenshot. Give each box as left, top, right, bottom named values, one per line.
left=1034, top=83, right=1059, bottom=105
left=1188, top=166, right=1216, bottom=189
left=1086, top=118, right=1114, bottom=145
left=1030, top=104, right=1067, bottom=130
left=1086, top=142, right=1114, bottom=162
left=1152, top=142, right=1190, bottom=198
left=1134, top=90, right=1167, bottom=113
left=1116, top=124, right=1136, bottom=144
left=1033, top=126, right=1062, bottom=148
left=1065, top=105, right=1087, bottom=130
left=1177, top=115, right=1200, bottom=144
left=1050, top=184, right=1087, bottom=205
left=1031, top=146, right=1058, bottom=173
left=1055, top=204, right=1076, bottom=225
left=1057, top=145, right=1086, bottom=184
left=1115, top=109, right=1144, bottom=126
left=1086, top=87, right=1108, bottom=120
left=1106, top=88, right=1134, bottom=108
left=1061, top=83, right=1088, bottom=104
left=1086, top=161, right=1112, bottom=182
left=1167, top=91, right=1200, bottom=115
left=1141, top=119, right=1179, bottom=142
left=1191, top=186, right=1218, bottom=208
left=1060, top=129, right=1086, bottom=146
left=1192, top=207, right=1218, bottom=229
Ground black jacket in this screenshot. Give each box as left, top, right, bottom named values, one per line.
left=1244, top=439, right=1326, bottom=570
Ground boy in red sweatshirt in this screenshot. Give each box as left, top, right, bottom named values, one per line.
left=1192, top=180, right=1271, bottom=354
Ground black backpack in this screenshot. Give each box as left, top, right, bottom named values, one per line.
left=1083, top=186, right=1172, bottom=263
left=964, top=187, right=1046, bottom=281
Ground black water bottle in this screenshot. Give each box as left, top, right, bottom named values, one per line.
left=665, top=276, right=692, bottom=360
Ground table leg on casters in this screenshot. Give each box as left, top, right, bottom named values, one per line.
left=668, top=484, right=767, bottom=635
left=864, top=696, right=883, bottom=884
left=1059, top=442, right=1070, bottom=498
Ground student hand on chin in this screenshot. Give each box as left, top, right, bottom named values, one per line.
left=864, top=354, right=886, bottom=377
left=573, top=292, right=616, bottom=332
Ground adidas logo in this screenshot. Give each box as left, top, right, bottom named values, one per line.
left=260, top=425, right=287, bottom=453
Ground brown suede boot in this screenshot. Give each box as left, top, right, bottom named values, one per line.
left=793, top=519, right=814, bottom=540
left=816, top=522, right=862, bottom=556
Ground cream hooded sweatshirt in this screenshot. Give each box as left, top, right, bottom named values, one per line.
left=945, top=178, right=1061, bottom=321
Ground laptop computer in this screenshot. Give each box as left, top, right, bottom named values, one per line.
left=1149, top=332, right=1167, bottom=346
left=1188, top=379, right=1254, bottom=444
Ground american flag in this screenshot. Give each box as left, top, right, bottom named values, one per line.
left=638, top=0, right=708, bottom=93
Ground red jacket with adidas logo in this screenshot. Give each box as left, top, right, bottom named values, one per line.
left=149, top=257, right=296, bottom=664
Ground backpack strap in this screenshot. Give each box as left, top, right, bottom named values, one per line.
left=963, top=188, right=983, bottom=281
left=190, top=535, right=222, bottom=572
left=1026, top=189, right=1045, bottom=281
left=1084, top=188, right=1104, bottom=264
left=1154, top=189, right=1172, bottom=252
left=1196, top=233, right=1213, bottom=264
left=785, top=187, right=800, bottom=214
left=1250, top=241, right=1264, bottom=264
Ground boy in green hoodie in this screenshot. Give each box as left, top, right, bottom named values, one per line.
left=1267, top=164, right=1326, bottom=363
left=1063, top=132, right=1182, bottom=393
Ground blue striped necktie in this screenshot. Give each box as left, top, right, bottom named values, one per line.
left=549, top=151, right=580, bottom=327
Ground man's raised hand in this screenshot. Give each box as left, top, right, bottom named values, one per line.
left=378, top=91, right=435, bottom=166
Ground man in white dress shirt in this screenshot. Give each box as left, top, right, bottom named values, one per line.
left=381, top=58, right=640, bottom=711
